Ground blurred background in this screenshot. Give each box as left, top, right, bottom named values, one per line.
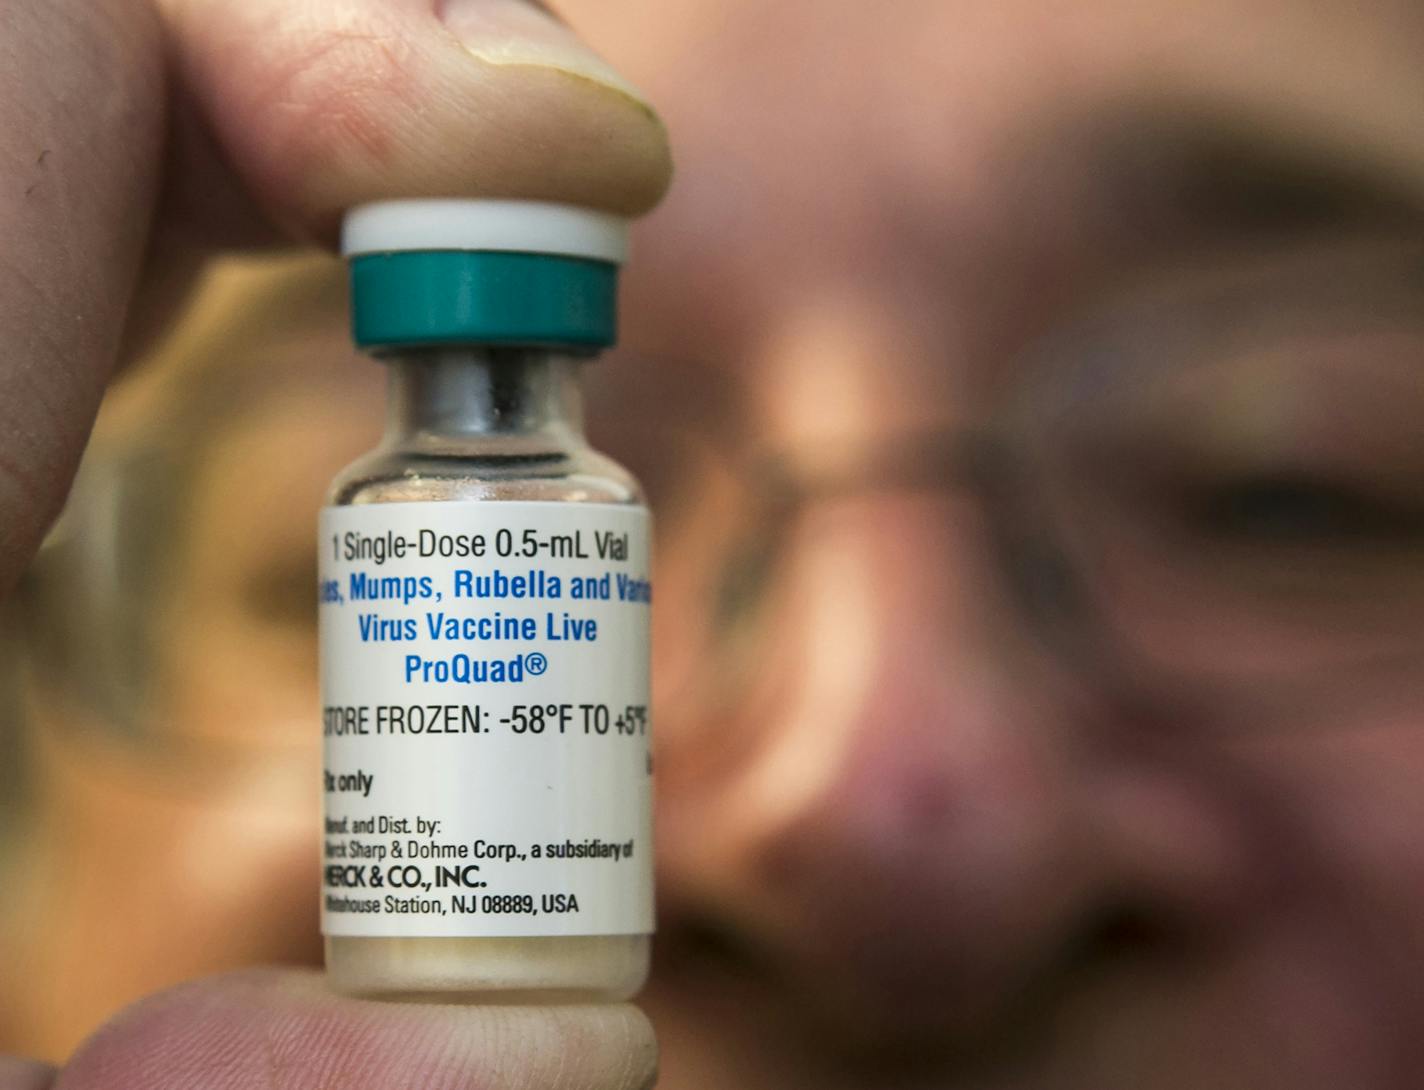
left=5, top=2, right=1424, bottom=1088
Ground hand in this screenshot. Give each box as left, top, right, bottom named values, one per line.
left=0, top=0, right=671, bottom=596
left=0, top=0, right=669, bottom=1081
left=0, top=969, right=657, bottom=1088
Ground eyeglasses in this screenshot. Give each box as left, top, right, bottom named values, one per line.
left=605, top=240, right=1424, bottom=735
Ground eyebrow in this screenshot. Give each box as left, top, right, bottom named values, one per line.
left=1082, top=105, right=1424, bottom=245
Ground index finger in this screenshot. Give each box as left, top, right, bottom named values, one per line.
left=159, top=0, right=673, bottom=242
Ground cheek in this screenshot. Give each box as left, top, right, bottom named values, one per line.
left=159, top=586, right=318, bottom=753
left=146, top=595, right=322, bottom=946
left=154, top=404, right=373, bottom=754
left=1239, top=721, right=1424, bottom=931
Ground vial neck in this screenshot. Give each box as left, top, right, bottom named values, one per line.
left=381, top=348, right=586, bottom=443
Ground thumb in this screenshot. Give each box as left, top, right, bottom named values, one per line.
left=52, top=969, right=658, bottom=1089
left=0, top=0, right=670, bottom=596
left=159, top=0, right=673, bottom=242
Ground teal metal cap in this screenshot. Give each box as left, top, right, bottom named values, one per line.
left=349, top=250, right=617, bottom=350
left=341, top=200, right=628, bottom=352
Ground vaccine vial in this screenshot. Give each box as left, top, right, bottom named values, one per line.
left=320, top=200, right=653, bottom=1000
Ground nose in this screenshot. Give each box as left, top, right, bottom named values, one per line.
left=651, top=298, right=1255, bottom=1049
left=656, top=487, right=1100, bottom=1036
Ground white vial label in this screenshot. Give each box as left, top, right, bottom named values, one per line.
left=318, top=501, right=653, bottom=937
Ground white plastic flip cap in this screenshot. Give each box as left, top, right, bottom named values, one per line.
left=342, top=199, right=629, bottom=265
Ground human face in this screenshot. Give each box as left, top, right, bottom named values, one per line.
left=561, top=1, right=1424, bottom=1087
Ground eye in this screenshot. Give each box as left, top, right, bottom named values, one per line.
left=1183, top=472, right=1424, bottom=548
left=244, top=551, right=320, bottom=628
left=712, top=533, right=780, bottom=633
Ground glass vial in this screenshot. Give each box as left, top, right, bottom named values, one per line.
left=320, top=200, right=653, bottom=1001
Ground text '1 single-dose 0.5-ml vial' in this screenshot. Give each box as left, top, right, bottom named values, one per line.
left=319, top=199, right=653, bottom=1000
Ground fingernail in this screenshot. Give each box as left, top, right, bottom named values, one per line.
left=438, top=0, right=654, bottom=112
